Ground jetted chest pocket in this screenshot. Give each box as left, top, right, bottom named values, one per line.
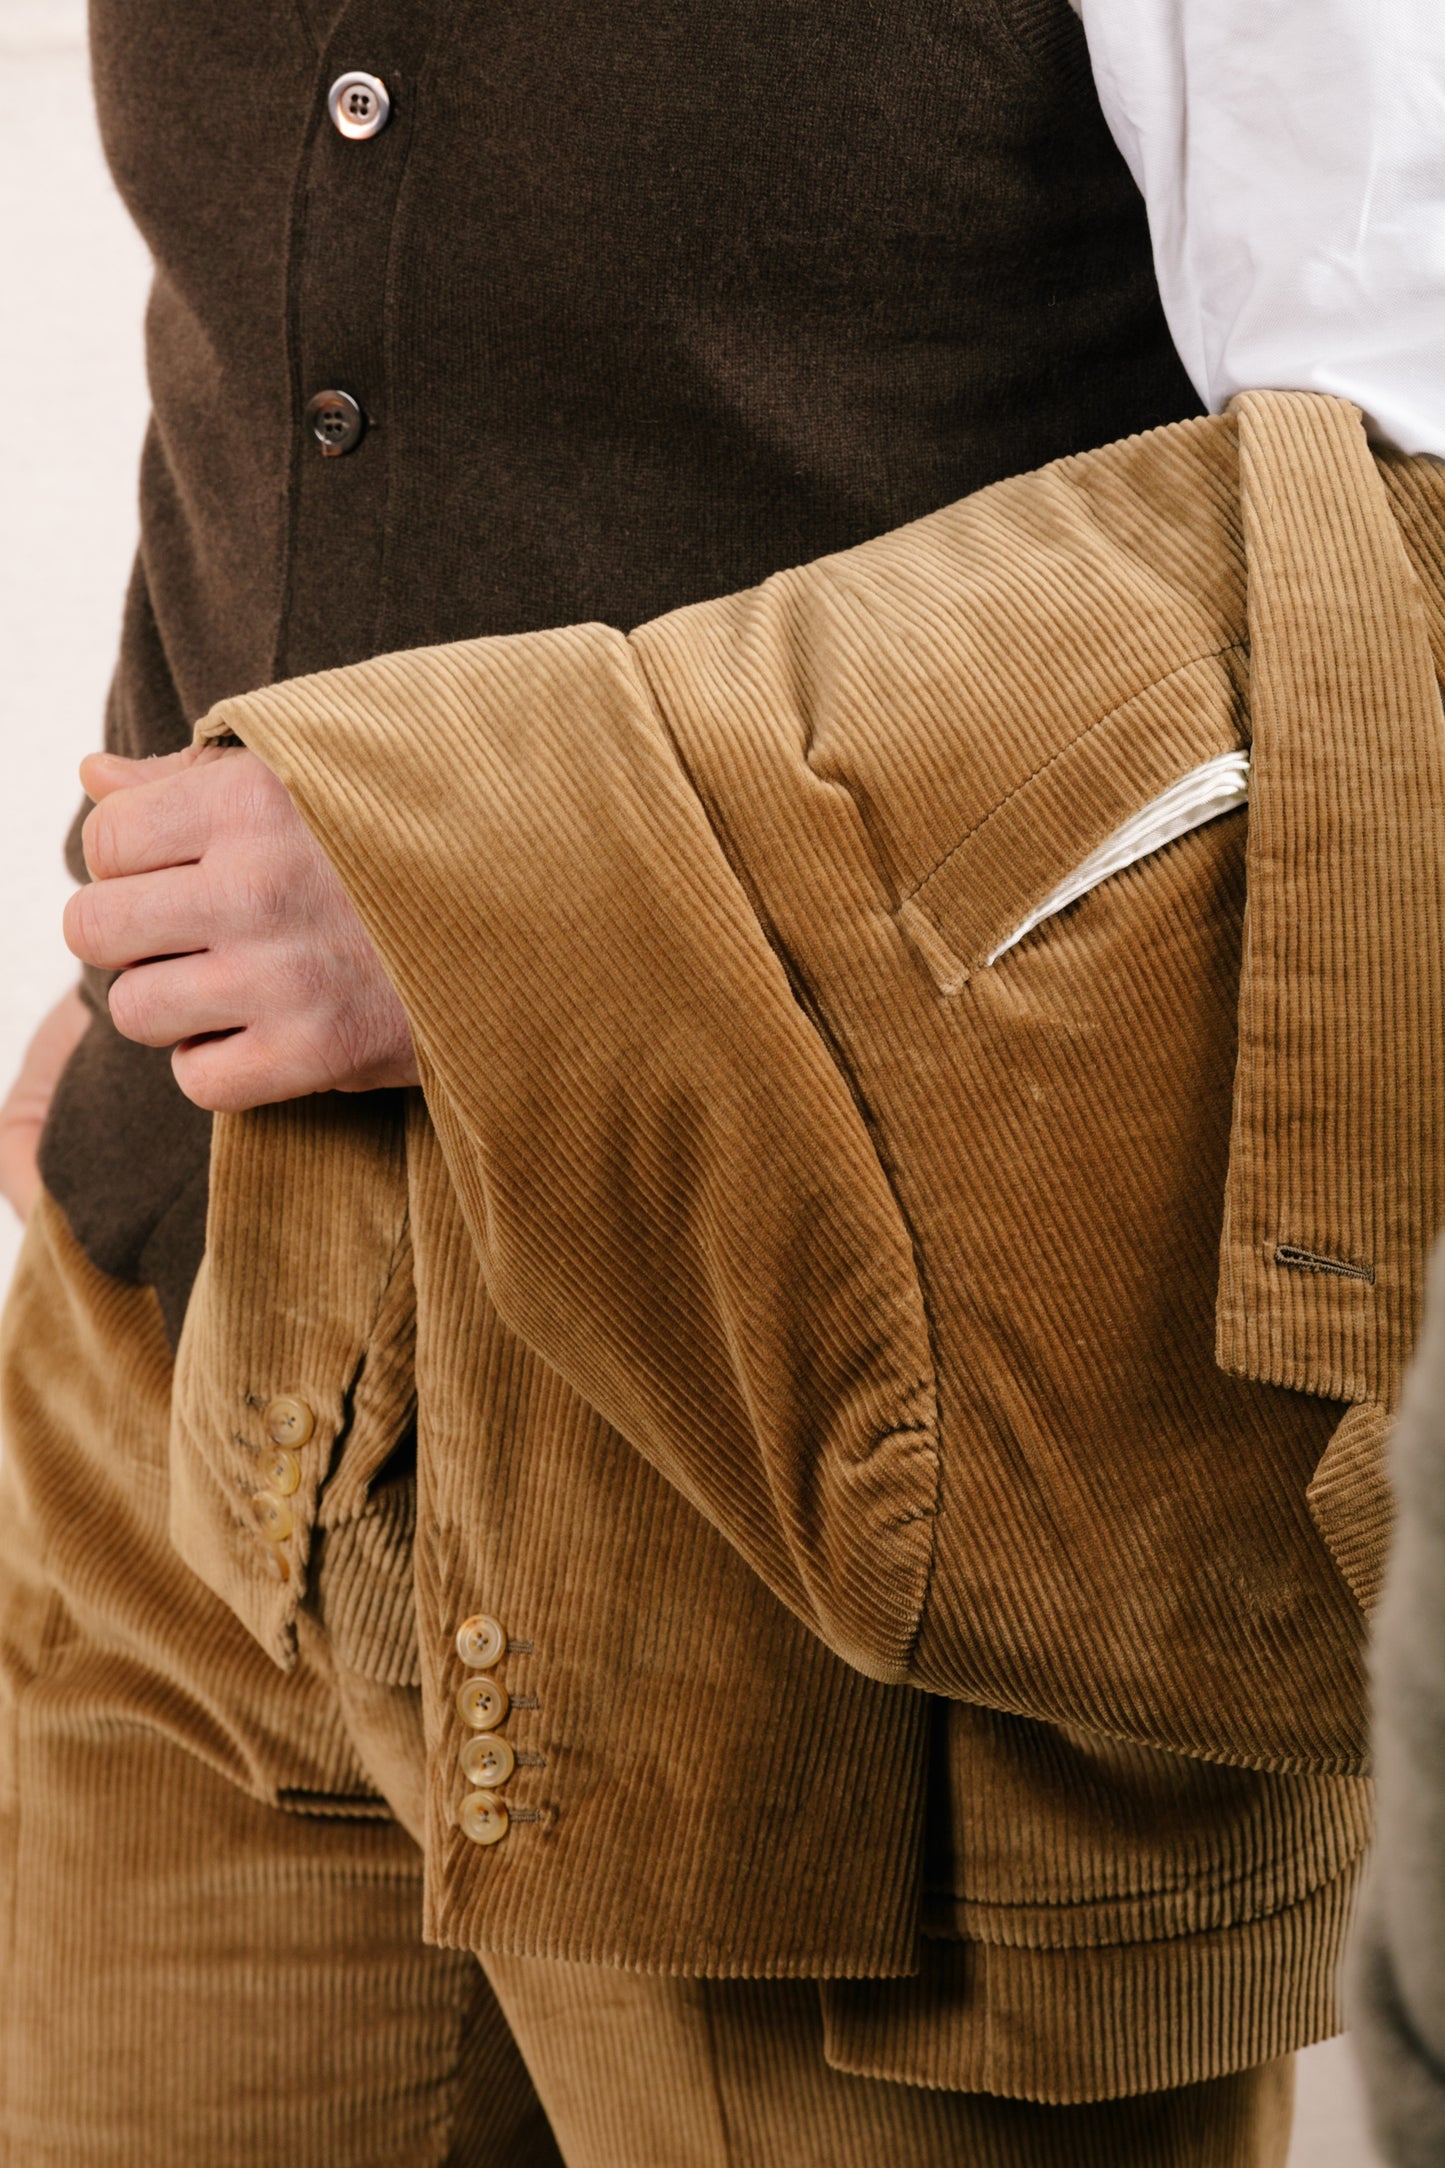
left=984, top=751, right=1250, bottom=966
left=889, top=644, right=1252, bottom=999
left=898, top=749, right=1252, bottom=995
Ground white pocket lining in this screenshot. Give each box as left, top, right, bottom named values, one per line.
left=986, top=750, right=1251, bottom=967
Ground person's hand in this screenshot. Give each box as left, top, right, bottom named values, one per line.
left=0, top=986, right=91, bottom=1222
left=63, top=745, right=418, bottom=1114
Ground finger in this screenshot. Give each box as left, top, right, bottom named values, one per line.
left=107, top=953, right=247, bottom=1050
left=63, top=864, right=212, bottom=971
left=80, top=759, right=219, bottom=881
left=171, top=1026, right=321, bottom=1114
left=78, top=746, right=212, bottom=802
left=79, top=743, right=229, bottom=802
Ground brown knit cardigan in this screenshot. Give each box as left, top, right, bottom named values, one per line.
left=168, top=391, right=1445, bottom=2100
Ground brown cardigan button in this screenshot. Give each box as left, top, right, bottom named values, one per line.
left=304, top=391, right=364, bottom=457
left=327, top=71, right=391, bottom=141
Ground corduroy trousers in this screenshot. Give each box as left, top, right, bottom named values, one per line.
left=0, top=1198, right=1295, bottom=2166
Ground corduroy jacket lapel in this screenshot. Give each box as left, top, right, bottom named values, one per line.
left=1218, top=390, right=1445, bottom=1414
left=1215, top=394, right=1445, bottom=1611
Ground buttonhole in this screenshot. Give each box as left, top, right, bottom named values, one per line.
left=1273, top=1243, right=1375, bottom=1286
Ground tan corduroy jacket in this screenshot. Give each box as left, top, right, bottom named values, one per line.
left=168, top=391, right=1445, bottom=2099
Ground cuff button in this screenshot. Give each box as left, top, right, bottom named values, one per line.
left=460, top=1733, right=516, bottom=1789
left=262, top=1448, right=302, bottom=1497
left=455, top=1614, right=506, bottom=1668
left=459, top=1790, right=509, bottom=1846
left=456, top=1676, right=510, bottom=1732
left=263, top=1397, right=315, bottom=1448
left=251, top=1490, right=293, bottom=1542
left=261, top=1543, right=290, bottom=1585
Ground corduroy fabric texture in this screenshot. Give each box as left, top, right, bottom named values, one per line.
left=0, top=1197, right=1300, bottom=2164
left=39, top=0, right=1202, bottom=1332
left=483, top=1956, right=1297, bottom=2166
left=0, top=1198, right=560, bottom=2168
left=824, top=1877, right=1356, bottom=2102
left=166, top=1091, right=417, bottom=1648
left=1217, top=396, right=1445, bottom=1416
left=158, top=390, right=1445, bottom=2093
left=1305, top=1405, right=1395, bottom=1616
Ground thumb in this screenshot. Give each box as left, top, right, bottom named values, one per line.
left=79, top=744, right=213, bottom=802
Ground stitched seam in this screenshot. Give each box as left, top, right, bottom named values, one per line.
left=901, top=640, right=1248, bottom=904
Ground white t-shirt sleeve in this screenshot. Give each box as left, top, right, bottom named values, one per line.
left=1071, top=0, right=1445, bottom=457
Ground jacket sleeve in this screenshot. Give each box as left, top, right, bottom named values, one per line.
left=201, top=619, right=940, bottom=1686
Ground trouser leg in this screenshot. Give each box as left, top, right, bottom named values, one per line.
left=0, top=1196, right=559, bottom=2168
left=482, top=1953, right=1295, bottom=2168
left=0, top=1706, right=557, bottom=2167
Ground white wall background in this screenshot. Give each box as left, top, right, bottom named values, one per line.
left=0, top=0, right=151, bottom=1295
left=0, top=5, right=1391, bottom=2160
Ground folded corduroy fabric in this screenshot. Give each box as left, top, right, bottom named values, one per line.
left=160, top=391, right=1445, bottom=2093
